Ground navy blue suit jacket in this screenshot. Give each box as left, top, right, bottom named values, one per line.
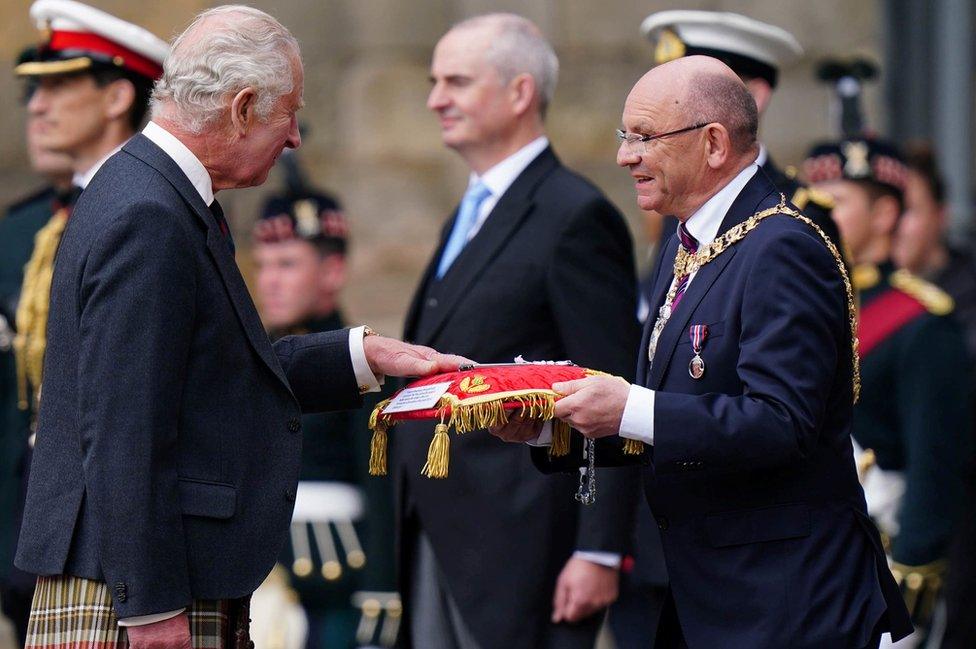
left=15, top=135, right=362, bottom=618
left=539, top=169, right=912, bottom=648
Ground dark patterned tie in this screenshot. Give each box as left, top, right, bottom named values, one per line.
left=671, top=221, right=699, bottom=310
left=209, top=199, right=235, bottom=255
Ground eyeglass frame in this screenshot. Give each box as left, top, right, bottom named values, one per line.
left=615, top=122, right=711, bottom=153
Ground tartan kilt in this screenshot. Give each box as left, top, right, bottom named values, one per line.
left=25, top=575, right=231, bottom=649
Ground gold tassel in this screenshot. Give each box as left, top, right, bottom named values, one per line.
left=623, top=439, right=645, bottom=455
left=550, top=420, right=570, bottom=457
left=369, top=423, right=388, bottom=476
left=421, top=423, right=451, bottom=479
left=14, top=209, right=69, bottom=411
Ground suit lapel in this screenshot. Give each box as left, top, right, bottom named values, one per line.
left=403, top=212, right=455, bottom=341
left=637, top=234, right=678, bottom=384
left=646, top=169, right=780, bottom=389
left=647, top=248, right=737, bottom=389
left=412, top=148, right=560, bottom=346
left=122, top=135, right=293, bottom=394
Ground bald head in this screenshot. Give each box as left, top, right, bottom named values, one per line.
left=631, top=56, right=758, bottom=155
left=618, top=56, right=759, bottom=217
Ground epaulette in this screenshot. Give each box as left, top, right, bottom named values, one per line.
left=890, top=269, right=954, bottom=316
left=791, top=186, right=835, bottom=211
left=852, top=264, right=881, bottom=291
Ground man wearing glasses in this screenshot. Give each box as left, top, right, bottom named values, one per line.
left=396, top=12, right=641, bottom=649
left=636, top=11, right=841, bottom=314
left=494, top=55, right=911, bottom=648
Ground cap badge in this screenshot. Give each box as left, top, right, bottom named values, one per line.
left=654, top=29, right=686, bottom=65
left=842, top=141, right=871, bottom=178
left=294, top=199, right=321, bottom=238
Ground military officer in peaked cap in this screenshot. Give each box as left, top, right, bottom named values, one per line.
left=0, top=47, right=75, bottom=647
left=805, top=137, right=972, bottom=648
left=0, top=2, right=167, bottom=641
left=10, top=0, right=168, bottom=421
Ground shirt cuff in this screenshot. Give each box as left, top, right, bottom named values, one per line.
left=573, top=550, right=622, bottom=569
left=526, top=421, right=553, bottom=447
left=619, top=384, right=655, bottom=445
left=117, top=608, right=185, bottom=626
left=349, top=325, right=383, bottom=393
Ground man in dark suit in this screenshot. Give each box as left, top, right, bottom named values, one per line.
left=637, top=10, right=839, bottom=320
left=14, top=7, right=465, bottom=649
left=395, top=13, right=641, bottom=649
left=495, top=56, right=912, bottom=648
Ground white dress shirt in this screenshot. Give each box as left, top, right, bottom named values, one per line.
left=755, top=143, right=768, bottom=168
left=464, top=135, right=549, bottom=239
left=618, top=163, right=759, bottom=447
left=119, top=124, right=379, bottom=626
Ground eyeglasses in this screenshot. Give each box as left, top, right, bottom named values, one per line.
left=615, top=123, right=710, bottom=155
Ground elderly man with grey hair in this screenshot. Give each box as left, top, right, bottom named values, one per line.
left=14, top=6, right=467, bottom=649
left=394, top=12, right=641, bottom=649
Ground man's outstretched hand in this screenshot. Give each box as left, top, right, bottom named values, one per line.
left=363, top=335, right=471, bottom=378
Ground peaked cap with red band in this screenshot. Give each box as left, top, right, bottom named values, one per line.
left=365, top=363, right=643, bottom=479
left=15, top=0, right=168, bottom=82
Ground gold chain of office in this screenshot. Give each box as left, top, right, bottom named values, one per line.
left=670, top=194, right=860, bottom=403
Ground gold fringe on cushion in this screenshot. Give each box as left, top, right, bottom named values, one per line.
left=448, top=398, right=510, bottom=434
left=622, top=439, right=645, bottom=455
left=421, top=423, right=451, bottom=479
left=14, top=209, right=69, bottom=411
left=550, top=420, right=570, bottom=457
left=368, top=398, right=393, bottom=476
left=369, top=423, right=388, bottom=476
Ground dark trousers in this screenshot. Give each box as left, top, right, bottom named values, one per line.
left=653, top=592, right=884, bottom=649
left=654, top=593, right=687, bottom=649
left=608, top=582, right=667, bottom=648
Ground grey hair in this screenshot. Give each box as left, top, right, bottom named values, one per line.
left=151, top=5, right=300, bottom=134
left=453, top=13, right=559, bottom=117
left=685, top=72, right=759, bottom=154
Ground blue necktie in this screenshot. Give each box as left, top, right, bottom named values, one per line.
left=436, top=182, right=491, bottom=279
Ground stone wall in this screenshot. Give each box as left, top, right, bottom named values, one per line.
left=0, top=0, right=884, bottom=335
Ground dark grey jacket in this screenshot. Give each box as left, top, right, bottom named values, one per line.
left=15, top=135, right=362, bottom=618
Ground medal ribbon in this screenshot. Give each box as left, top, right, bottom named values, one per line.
left=689, top=324, right=709, bottom=353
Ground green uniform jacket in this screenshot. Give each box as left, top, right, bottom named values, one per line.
left=854, top=262, right=973, bottom=566
left=271, top=312, right=396, bottom=610
left=0, top=186, right=57, bottom=582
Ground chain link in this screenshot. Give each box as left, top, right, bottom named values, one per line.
left=670, top=195, right=860, bottom=403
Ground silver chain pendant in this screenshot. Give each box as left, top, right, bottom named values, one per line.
left=575, top=438, right=597, bottom=505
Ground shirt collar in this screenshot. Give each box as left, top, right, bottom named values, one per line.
left=469, top=136, right=549, bottom=197
left=683, top=162, right=759, bottom=246
left=142, top=121, right=214, bottom=206
left=72, top=142, right=126, bottom=189
left=755, top=143, right=768, bottom=168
